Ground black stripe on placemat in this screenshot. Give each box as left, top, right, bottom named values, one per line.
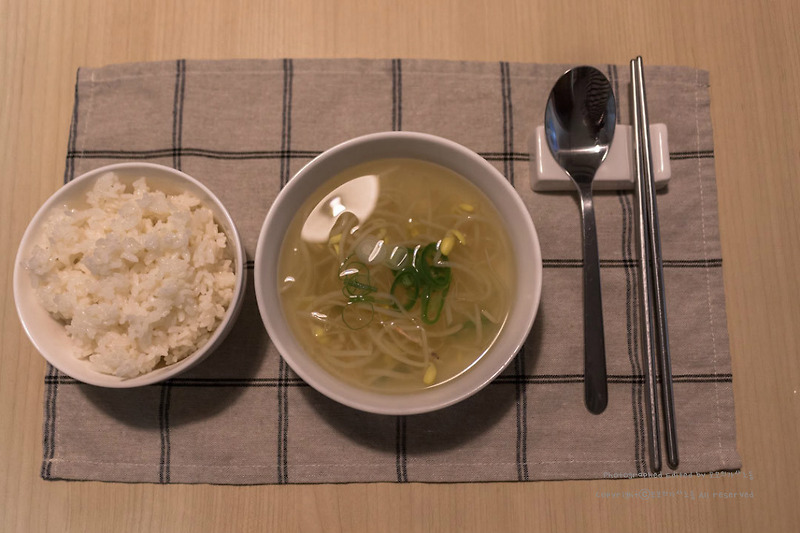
left=43, top=376, right=307, bottom=387
left=64, top=69, right=80, bottom=184
left=155, top=59, right=187, bottom=485
left=41, top=364, right=57, bottom=479
left=68, top=148, right=532, bottom=162
left=493, top=373, right=733, bottom=385
left=514, top=347, right=529, bottom=481
left=619, top=184, right=645, bottom=475
left=390, top=57, right=409, bottom=484
left=393, top=60, right=408, bottom=483
left=607, top=64, right=620, bottom=125
left=670, top=150, right=714, bottom=160
left=501, top=60, right=527, bottom=479
left=392, top=58, right=402, bottom=131
left=67, top=148, right=322, bottom=160
left=395, top=416, right=408, bottom=482
left=613, top=64, right=620, bottom=120
left=672, top=374, right=733, bottom=383
left=42, top=70, right=82, bottom=480
left=158, top=382, right=172, bottom=483
left=619, top=189, right=647, bottom=475
left=480, top=152, right=529, bottom=162
left=282, top=360, right=290, bottom=484
left=64, top=147, right=713, bottom=164
left=45, top=373, right=733, bottom=387
left=171, top=377, right=307, bottom=387
left=542, top=258, right=722, bottom=269
left=64, top=148, right=715, bottom=163
left=666, top=259, right=723, bottom=268
left=610, top=59, right=646, bottom=474
left=172, top=59, right=186, bottom=170
left=495, top=374, right=585, bottom=385
left=275, top=58, right=294, bottom=485
left=276, top=358, right=290, bottom=484
left=499, top=61, right=515, bottom=186
left=279, top=58, right=295, bottom=188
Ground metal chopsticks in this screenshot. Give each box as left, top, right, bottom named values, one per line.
left=630, top=56, right=679, bottom=472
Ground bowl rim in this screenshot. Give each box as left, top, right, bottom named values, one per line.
left=13, top=162, right=247, bottom=388
left=255, top=131, right=543, bottom=415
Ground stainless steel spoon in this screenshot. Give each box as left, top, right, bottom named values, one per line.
left=544, top=66, right=616, bottom=414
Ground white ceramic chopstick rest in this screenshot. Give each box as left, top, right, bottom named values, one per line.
left=530, top=123, right=670, bottom=192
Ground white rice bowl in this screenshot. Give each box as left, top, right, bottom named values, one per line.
left=14, top=163, right=246, bottom=387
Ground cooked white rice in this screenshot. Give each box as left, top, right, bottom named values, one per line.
left=27, top=172, right=236, bottom=378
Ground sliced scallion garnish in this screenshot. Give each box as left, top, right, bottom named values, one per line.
left=390, top=267, right=421, bottom=310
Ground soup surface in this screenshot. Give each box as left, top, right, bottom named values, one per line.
left=278, top=158, right=514, bottom=392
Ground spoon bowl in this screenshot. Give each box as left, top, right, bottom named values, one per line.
left=544, top=66, right=616, bottom=414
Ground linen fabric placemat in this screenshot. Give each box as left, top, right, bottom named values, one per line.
left=40, top=58, right=740, bottom=484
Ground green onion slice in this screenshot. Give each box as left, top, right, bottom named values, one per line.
left=417, top=242, right=451, bottom=289
left=421, top=285, right=449, bottom=324
left=390, top=267, right=421, bottom=310
left=342, top=301, right=375, bottom=329
left=340, top=259, right=376, bottom=298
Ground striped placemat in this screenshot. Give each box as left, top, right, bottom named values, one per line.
left=39, top=58, right=739, bottom=483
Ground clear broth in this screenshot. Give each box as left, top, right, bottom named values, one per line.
left=277, top=159, right=515, bottom=393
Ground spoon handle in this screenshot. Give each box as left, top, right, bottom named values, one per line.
left=578, top=184, right=608, bottom=414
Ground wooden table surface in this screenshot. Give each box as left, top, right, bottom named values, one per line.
left=2, top=0, right=798, bottom=531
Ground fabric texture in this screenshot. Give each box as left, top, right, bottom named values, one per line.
left=40, top=58, right=740, bottom=484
